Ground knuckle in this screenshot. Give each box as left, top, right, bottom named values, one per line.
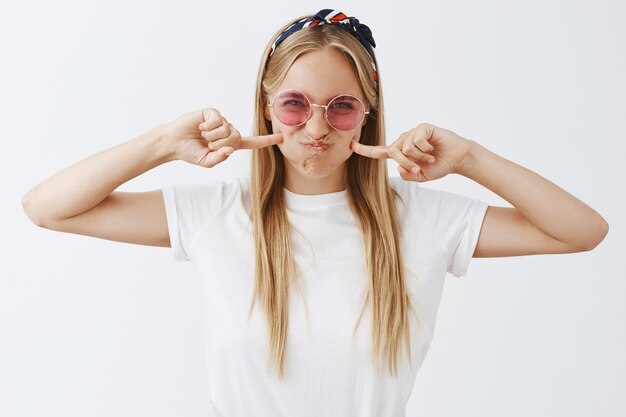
left=203, top=111, right=221, bottom=129
left=206, top=108, right=219, bottom=120
left=209, top=138, right=224, bottom=149
left=405, top=154, right=419, bottom=165
left=226, top=130, right=239, bottom=142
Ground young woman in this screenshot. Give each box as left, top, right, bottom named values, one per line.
left=22, top=9, right=608, bottom=417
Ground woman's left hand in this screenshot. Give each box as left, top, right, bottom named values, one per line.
left=350, top=123, right=473, bottom=182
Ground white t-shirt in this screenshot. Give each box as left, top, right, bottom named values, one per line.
left=161, top=176, right=488, bottom=417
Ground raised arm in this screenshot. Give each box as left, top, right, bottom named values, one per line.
left=21, top=108, right=282, bottom=248
left=21, top=124, right=178, bottom=246
left=350, top=123, right=609, bottom=257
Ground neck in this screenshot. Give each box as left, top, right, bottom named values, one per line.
left=283, top=169, right=346, bottom=195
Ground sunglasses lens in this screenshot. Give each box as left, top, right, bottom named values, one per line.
left=273, top=91, right=310, bottom=126
left=327, top=95, right=365, bottom=130
left=272, top=91, right=366, bottom=130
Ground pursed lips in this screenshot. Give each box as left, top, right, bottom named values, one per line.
left=303, top=141, right=330, bottom=151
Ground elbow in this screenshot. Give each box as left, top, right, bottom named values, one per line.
left=21, top=192, right=45, bottom=228
left=582, top=218, right=609, bottom=251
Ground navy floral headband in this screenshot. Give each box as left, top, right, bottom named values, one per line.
left=267, top=9, right=378, bottom=82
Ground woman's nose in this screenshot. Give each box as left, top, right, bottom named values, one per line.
left=304, top=105, right=331, bottom=138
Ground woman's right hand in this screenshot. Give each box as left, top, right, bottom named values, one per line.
left=162, top=108, right=282, bottom=168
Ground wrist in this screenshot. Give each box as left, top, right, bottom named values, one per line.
left=453, top=138, right=480, bottom=177
left=149, top=124, right=179, bottom=164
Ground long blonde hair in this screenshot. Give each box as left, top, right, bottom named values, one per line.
left=247, top=14, right=418, bottom=380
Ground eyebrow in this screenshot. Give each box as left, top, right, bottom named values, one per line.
left=287, top=89, right=358, bottom=102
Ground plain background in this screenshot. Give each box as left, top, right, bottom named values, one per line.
left=2, top=0, right=624, bottom=416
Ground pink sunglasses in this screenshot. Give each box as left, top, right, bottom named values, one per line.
left=267, top=89, right=370, bottom=131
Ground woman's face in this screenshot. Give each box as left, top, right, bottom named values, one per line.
left=264, top=47, right=369, bottom=192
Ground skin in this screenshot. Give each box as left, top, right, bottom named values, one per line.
left=20, top=29, right=607, bottom=257
left=197, top=48, right=609, bottom=256
left=263, top=46, right=369, bottom=195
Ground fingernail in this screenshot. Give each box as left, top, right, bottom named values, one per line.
left=411, top=166, right=420, bottom=174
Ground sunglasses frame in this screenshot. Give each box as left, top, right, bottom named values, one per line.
left=267, top=89, right=370, bottom=131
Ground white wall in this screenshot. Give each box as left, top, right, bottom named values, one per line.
left=2, top=0, right=623, bottom=416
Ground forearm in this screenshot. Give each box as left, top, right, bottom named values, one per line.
left=22, top=124, right=177, bottom=223
left=456, top=139, right=609, bottom=247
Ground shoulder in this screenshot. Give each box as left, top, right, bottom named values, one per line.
left=387, top=176, right=487, bottom=226
left=388, top=176, right=426, bottom=210
left=388, top=176, right=417, bottom=198
left=163, top=176, right=249, bottom=212
left=166, top=176, right=247, bottom=195
left=389, top=176, right=477, bottom=207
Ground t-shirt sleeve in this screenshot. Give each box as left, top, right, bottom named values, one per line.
left=415, top=185, right=489, bottom=278
left=161, top=180, right=235, bottom=262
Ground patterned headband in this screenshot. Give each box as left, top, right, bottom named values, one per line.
left=267, top=9, right=378, bottom=82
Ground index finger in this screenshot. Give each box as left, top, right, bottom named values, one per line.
left=350, top=140, right=390, bottom=159
left=239, top=133, right=284, bottom=150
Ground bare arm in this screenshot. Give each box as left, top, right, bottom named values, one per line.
left=350, top=123, right=608, bottom=256
left=457, top=140, right=609, bottom=255
left=21, top=125, right=177, bottom=247
left=21, top=108, right=282, bottom=248
left=22, top=124, right=175, bottom=224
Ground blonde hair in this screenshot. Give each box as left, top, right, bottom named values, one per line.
left=247, top=14, right=418, bottom=380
